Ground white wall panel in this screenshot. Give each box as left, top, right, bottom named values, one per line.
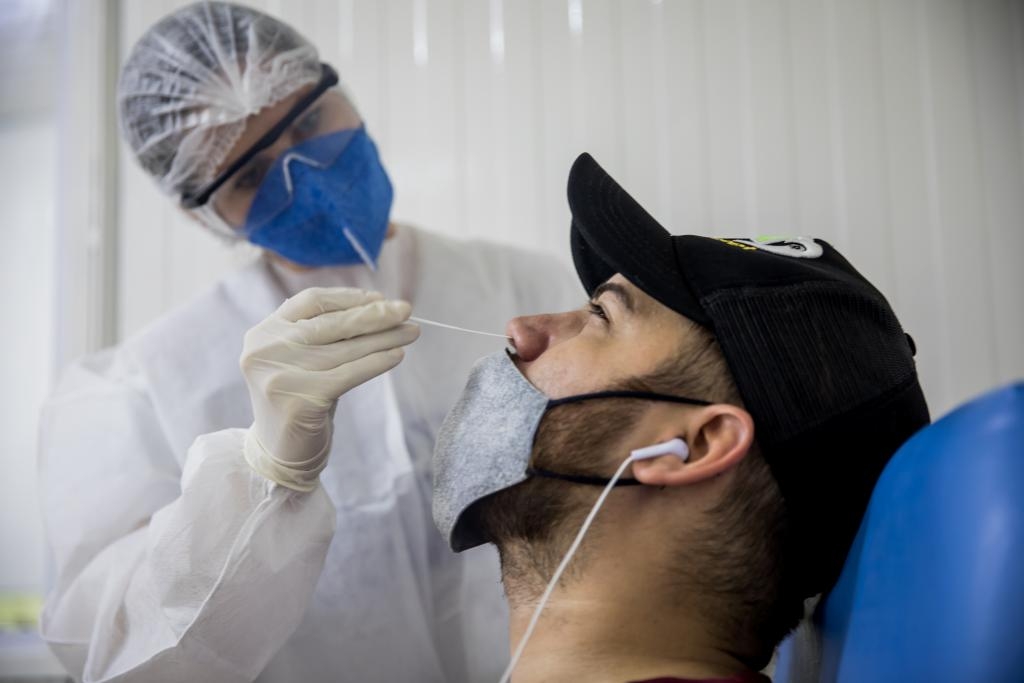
left=114, top=0, right=1024, bottom=416
left=662, top=0, right=713, bottom=235
left=747, top=0, right=799, bottom=240
left=923, top=0, right=1000, bottom=407
left=831, top=0, right=894, bottom=292
left=789, top=0, right=838, bottom=240
left=877, top=0, right=952, bottom=406
left=0, top=119, right=56, bottom=593
left=116, top=0, right=253, bottom=340
left=704, top=0, right=751, bottom=234
left=971, top=0, right=1024, bottom=389
left=620, top=0, right=666, bottom=221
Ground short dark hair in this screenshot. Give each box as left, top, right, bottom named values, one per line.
left=631, top=318, right=803, bottom=668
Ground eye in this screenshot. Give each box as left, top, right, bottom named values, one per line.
left=587, top=301, right=608, bottom=322
left=293, top=108, right=323, bottom=139
left=232, top=158, right=271, bottom=191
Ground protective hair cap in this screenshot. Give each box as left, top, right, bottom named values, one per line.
left=117, top=1, right=323, bottom=201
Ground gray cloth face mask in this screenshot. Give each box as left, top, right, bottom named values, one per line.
left=432, top=350, right=710, bottom=552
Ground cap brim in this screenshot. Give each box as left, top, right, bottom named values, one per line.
left=568, top=153, right=704, bottom=323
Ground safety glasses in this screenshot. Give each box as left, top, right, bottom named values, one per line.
left=180, top=62, right=340, bottom=210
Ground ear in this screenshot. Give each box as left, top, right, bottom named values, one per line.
left=631, top=404, right=755, bottom=487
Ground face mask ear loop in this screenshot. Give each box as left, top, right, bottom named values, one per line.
left=345, top=226, right=378, bottom=272
left=497, top=454, right=637, bottom=683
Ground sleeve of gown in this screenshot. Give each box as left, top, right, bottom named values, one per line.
left=38, top=349, right=336, bottom=683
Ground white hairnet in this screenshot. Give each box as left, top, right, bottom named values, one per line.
left=118, top=1, right=322, bottom=202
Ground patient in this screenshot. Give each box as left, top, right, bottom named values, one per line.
left=432, top=153, right=931, bottom=682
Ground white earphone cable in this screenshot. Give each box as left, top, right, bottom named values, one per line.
left=497, top=455, right=635, bottom=683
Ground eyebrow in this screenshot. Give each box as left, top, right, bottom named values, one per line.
left=591, top=281, right=636, bottom=314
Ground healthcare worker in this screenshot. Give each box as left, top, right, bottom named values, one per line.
left=37, top=2, right=578, bottom=682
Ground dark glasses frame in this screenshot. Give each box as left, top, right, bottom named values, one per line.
left=180, top=62, right=340, bottom=209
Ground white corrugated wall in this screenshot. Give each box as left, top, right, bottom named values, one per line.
left=114, top=0, right=1024, bottom=417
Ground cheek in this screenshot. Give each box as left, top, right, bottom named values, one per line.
left=527, top=343, right=606, bottom=399
left=214, top=189, right=257, bottom=228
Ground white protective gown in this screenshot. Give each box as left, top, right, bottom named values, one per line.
left=39, top=225, right=581, bottom=683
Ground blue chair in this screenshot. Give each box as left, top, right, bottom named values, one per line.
left=775, top=382, right=1024, bottom=683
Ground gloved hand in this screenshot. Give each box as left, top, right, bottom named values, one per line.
left=240, top=287, right=420, bottom=492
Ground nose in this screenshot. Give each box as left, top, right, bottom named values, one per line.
left=506, top=311, right=583, bottom=362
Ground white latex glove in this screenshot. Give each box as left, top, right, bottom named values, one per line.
left=240, top=287, right=420, bottom=491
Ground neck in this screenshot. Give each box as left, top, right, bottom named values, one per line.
left=504, top=587, right=754, bottom=683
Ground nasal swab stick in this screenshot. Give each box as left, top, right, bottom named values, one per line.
left=348, top=232, right=509, bottom=340
left=410, top=316, right=511, bottom=340
left=344, top=227, right=377, bottom=272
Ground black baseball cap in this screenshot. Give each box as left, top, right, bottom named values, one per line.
left=567, top=152, right=930, bottom=597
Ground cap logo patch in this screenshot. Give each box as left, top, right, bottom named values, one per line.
left=718, top=235, right=823, bottom=259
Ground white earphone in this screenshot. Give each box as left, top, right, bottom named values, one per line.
left=629, top=437, right=689, bottom=462
left=498, top=435, right=692, bottom=683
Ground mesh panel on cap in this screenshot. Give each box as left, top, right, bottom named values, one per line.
left=703, top=280, right=916, bottom=446
left=704, top=279, right=926, bottom=595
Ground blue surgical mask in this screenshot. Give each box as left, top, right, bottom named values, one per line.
left=243, top=126, right=393, bottom=267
